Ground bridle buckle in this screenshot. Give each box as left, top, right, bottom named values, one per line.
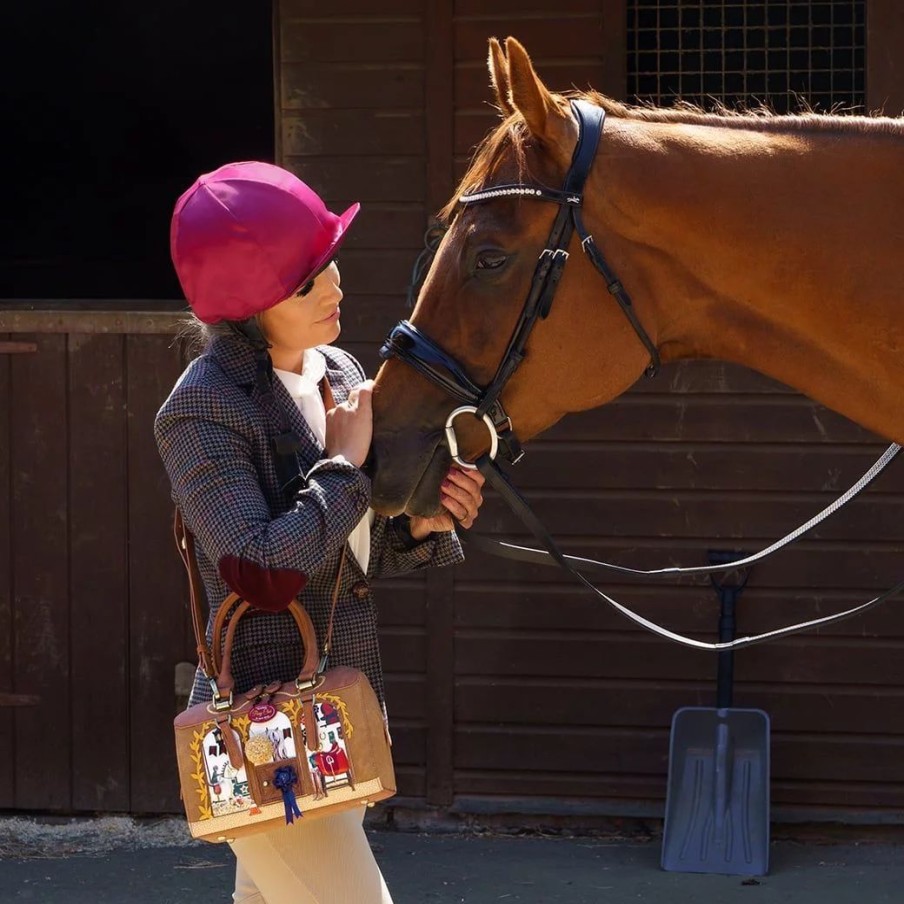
left=445, top=406, right=500, bottom=469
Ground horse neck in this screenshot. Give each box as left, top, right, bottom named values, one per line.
left=595, top=115, right=904, bottom=442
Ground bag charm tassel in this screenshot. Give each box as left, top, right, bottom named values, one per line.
left=273, top=766, right=303, bottom=824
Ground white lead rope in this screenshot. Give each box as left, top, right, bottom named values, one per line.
left=469, top=442, right=901, bottom=578
left=471, top=443, right=904, bottom=652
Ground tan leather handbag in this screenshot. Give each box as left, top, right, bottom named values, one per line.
left=172, top=511, right=396, bottom=843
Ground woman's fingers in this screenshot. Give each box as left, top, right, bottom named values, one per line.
left=440, top=491, right=473, bottom=528
left=440, top=467, right=484, bottom=528
left=344, top=380, right=373, bottom=410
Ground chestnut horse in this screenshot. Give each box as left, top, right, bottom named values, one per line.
left=371, top=36, right=904, bottom=518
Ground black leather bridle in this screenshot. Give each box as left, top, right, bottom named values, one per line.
left=379, top=99, right=660, bottom=468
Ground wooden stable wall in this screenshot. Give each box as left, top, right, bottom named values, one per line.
left=3, top=305, right=904, bottom=821
left=0, top=311, right=190, bottom=813
left=274, top=0, right=904, bottom=825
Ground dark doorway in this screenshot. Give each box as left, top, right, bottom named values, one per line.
left=0, top=1, right=274, bottom=300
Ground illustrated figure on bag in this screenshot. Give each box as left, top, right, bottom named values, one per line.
left=157, top=161, right=486, bottom=904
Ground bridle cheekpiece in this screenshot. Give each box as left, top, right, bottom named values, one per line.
left=380, top=99, right=660, bottom=468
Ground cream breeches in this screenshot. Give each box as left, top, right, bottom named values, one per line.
left=229, top=808, right=393, bottom=904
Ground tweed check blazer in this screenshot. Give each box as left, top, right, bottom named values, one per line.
left=155, top=334, right=463, bottom=710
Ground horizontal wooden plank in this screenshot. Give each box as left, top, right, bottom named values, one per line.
left=455, top=59, right=609, bottom=110
left=336, top=249, right=424, bottom=296
left=340, top=294, right=415, bottom=342
left=458, top=725, right=669, bottom=775
left=384, top=674, right=425, bottom=719
left=395, top=766, right=426, bottom=798
left=282, top=110, right=425, bottom=156
left=538, top=396, right=878, bottom=444
left=456, top=0, right=603, bottom=14
left=454, top=633, right=904, bottom=685
left=389, top=723, right=426, bottom=766
left=0, top=341, right=37, bottom=354
left=372, top=583, right=427, bottom=627
left=453, top=772, right=904, bottom=811
left=281, top=21, right=423, bottom=63
left=502, top=445, right=899, bottom=491
left=453, top=586, right=904, bottom=639
left=327, top=207, right=428, bottom=251
left=283, top=156, right=425, bottom=203
left=280, top=63, right=424, bottom=110
left=455, top=726, right=904, bottom=783
left=454, top=541, right=904, bottom=589
left=455, top=680, right=904, bottom=735
left=379, top=629, right=427, bottom=673
left=282, top=0, right=422, bottom=13
left=455, top=19, right=606, bottom=63
left=455, top=771, right=665, bottom=802
left=0, top=310, right=183, bottom=335
left=474, top=491, right=904, bottom=540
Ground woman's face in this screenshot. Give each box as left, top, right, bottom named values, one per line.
left=259, top=260, right=343, bottom=352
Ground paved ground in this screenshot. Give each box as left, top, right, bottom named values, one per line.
left=0, top=817, right=902, bottom=903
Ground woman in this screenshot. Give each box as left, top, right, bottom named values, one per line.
left=156, top=161, right=485, bottom=904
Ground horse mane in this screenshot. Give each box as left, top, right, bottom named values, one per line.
left=442, top=89, right=904, bottom=221
left=586, top=90, right=904, bottom=136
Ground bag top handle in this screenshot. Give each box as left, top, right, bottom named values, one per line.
left=174, top=519, right=348, bottom=696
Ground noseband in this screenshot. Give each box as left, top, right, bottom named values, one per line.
left=379, top=99, right=660, bottom=468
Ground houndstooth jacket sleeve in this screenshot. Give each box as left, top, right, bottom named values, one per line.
left=155, top=335, right=462, bottom=709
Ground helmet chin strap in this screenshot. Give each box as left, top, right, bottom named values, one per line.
left=226, top=316, right=306, bottom=499
left=228, top=317, right=271, bottom=353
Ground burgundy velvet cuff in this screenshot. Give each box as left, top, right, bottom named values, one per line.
left=218, top=555, right=308, bottom=612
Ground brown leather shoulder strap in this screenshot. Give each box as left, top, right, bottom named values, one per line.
left=173, top=508, right=215, bottom=678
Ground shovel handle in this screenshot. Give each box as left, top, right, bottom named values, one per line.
left=708, top=551, right=751, bottom=710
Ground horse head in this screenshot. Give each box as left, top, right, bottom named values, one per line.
left=371, top=37, right=657, bottom=516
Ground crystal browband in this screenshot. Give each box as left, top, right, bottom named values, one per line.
left=460, top=186, right=549, bottom=202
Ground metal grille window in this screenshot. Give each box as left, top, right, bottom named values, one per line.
left=627, top=1, right=866, bottom=114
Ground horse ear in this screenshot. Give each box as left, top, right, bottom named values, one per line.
left=503, top=37, right=573, bottom=150
left=487, top=37, right=515, bottom=117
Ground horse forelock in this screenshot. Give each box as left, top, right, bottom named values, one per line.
left=440, top=114, right=535, bottom=224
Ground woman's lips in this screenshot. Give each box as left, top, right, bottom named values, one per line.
left=318, top=308, right=340, bottom=323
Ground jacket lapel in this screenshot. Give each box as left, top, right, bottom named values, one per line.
left=269, top=377, right=323, bottom=470
left=206, top=336, right=353, bottom=474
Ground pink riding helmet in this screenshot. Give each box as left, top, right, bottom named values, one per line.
left=170, top=161, right=360, bottom=324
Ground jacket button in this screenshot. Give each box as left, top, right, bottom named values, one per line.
left=352, top=581, right=370, bottom=600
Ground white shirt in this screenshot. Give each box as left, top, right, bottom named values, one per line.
left=274, top=349, right=375, bottom=573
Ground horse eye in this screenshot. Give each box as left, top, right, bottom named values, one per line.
left=475, top=252, right=507, bottom=271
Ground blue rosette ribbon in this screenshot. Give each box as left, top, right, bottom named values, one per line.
left=273, top=765, right=303, bottom=824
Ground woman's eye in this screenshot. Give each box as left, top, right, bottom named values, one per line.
left=476, top=252, right=507, bottom=271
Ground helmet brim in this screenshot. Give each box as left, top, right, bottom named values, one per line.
left=289, top=202, right=361, bottom=296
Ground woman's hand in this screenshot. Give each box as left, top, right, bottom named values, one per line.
left=408, top=467, right=486, bottom=539
left=325, top=380, right=373, bottom=468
